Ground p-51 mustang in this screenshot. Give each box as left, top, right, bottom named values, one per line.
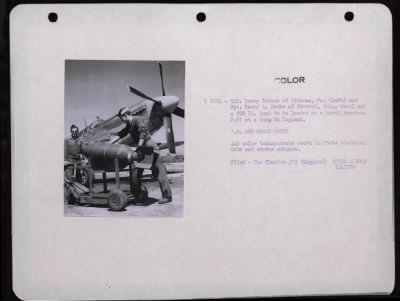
left=64, top=62, right=184, bottom=209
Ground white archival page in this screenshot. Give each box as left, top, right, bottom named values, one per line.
left=11, top=4, right=393, bottom=300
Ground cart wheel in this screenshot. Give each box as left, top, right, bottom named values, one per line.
left=108, top=189, right=128, bottom=211
left=78, top=165, right=95, bottom=188
left=135, top=184, right=148, bottom=203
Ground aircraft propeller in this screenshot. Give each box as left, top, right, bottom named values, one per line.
left=128, top=62, right=184, bottom=155
left=172, top=106, right=184, bottom=118
left=159, top=62, right=176, bottom=154
left=159, top=62, right=166, bottom=96
left=128, top=86, right=161, bottom=104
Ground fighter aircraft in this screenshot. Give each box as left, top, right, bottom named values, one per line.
left=72, top=62, right=184, bottom=176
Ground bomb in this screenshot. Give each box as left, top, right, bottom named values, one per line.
left=81, top=142, right=137, bottom=171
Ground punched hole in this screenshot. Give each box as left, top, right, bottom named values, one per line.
left=48, top=12, right=58, bottom=22
left=344, top=11, right=354, bottom=22
left=196, top=12, right=206, bottom=22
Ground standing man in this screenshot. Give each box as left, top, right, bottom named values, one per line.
left=64, top=124, right=82, bottom=163
left=64, top=124, right=83, bottom=202
left=118, top=107, right=172, bottom=204
left=64, top=124, right=83, bottom=181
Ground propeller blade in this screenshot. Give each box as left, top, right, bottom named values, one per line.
left=158, top=62, right=166, bottom=96
left=163, top=114, right=176, bottom=154
left=173, top=106, right=185, bottom=118
left=128, top=86, right=161, bottom=103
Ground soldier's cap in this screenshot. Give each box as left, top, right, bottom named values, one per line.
left=70, top=124, right=79, bottom=131
left=118, top=107, right=130, bottom=117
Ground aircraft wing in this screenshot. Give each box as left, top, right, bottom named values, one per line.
left=94, top=134, right=121, bottom=144
left=79, top=115, right=129, bottom=144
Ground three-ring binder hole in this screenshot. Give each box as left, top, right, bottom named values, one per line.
left=344, top=11, right=354, bottom=22
left=48, top=12, right=58, bottom=22
left=196, top=12, right=206, bottom=22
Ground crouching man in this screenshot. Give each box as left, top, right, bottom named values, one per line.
left=117, top=107, right=172, bottom=204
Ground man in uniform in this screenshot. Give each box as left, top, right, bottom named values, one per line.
left=64, top=124, right=82, bottom=180
left=64, top=124, right=84, bottom=202
left=118, top=107, right=172, bottom=204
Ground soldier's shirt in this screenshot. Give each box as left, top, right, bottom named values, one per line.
left=129, top=116, right=150, bottom=145
left=64, top=138, right=82, bottom=162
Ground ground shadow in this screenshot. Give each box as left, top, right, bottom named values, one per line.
left=130, top=197, right=158, bottom=207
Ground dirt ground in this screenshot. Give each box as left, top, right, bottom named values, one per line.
left=64, top=164, right=184, bottom=218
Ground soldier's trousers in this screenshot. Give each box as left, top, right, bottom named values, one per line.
left=138, top=139, right=172, bottom=200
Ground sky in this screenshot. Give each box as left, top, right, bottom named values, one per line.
left=64, top=60, right=185, bottom=142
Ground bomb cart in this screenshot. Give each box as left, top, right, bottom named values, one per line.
left=64, top=143, right=154, bottom=211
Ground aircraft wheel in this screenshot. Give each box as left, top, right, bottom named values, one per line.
left=135, top=184, right=148, bottom=203
left=78, top=165, right=95, bottom=188
left=108, top=189, right=128, bottom=211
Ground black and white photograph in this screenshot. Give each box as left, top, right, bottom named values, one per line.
left=64, top=60, right=185, bottom=217
left=8, top=3, right=397, bottom=300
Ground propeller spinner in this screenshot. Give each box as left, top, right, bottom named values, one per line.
left=127, top=62, right=184, bottom=154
